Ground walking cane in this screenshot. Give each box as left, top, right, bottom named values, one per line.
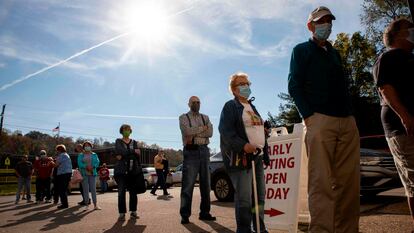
left=251, top=149, right=261, bottom=233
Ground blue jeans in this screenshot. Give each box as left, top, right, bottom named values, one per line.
left=115, top=175, right=137, bottom=214
left=16, top=177, right=31, bottom=201
left=180, top=145, right=211, bottom=218
left=229, top=168, right=253, bottom=233
left=82, top=175, right=97, bottom=205
left=252, top=156, right=267, bottom=233
left=100, top=180, right=108, bottom=193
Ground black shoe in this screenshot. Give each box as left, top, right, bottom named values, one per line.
left=150, top=191, right=156, bottom=196
left=78, top=201, right=85, bottom=206
left=163, top=192, right=170, bottom=196
left=181, top=217, right=190, bottom=224
left=199, top=214, right=216, bottom=221
left=57, top=205, right=68, bottom=209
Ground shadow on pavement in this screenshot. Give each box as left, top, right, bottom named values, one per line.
left=360, top=195, right=409, bottom=216
left=0, top=202, right=38, bottom=214
left=40, top=207, right=92, bottom=231
left=1, top=205, right=87, bottom=230
left=182, top=222, right=211, bottom=233
left=211, top=200, right=233, bottom=208
left=204, top=220, right=234, bottom=233
left=156, top=195, right=174, bottom=201
left=103, top=218, right=146, bottom=233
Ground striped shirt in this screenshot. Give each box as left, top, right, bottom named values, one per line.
left=179, top=111, right=213, bottom=146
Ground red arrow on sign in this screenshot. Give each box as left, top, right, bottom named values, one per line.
left=264, top=208, right=285, bottom=217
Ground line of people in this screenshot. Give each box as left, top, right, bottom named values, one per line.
left=11, top=5, right=414, bottom=233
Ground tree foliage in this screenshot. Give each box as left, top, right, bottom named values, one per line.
left=361, top=0, right=410, bottom=49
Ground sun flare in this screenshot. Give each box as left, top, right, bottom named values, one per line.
left=123, top=3, right=170, bottom=41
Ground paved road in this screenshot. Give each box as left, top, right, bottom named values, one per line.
left=0, top=187, right=412, bottom=233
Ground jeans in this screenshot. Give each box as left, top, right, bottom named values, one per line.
left=16, top=177, right=31, bottom=201
left=115, top=175, right=137, bottom=214
left=151, top=169, right=168, bottom=194
left=82, top=175, right=97, bottom=205
left=35, top=177, right=51, bottom=201
left=180, top=145, right=211, bottom=218
left=229, top=169, right=253, bottom=233
left=100, top=180, right=108, bottom=193
left=252, top=156, right=267, bottom=233
left=56, top=173, right=71, bottom=207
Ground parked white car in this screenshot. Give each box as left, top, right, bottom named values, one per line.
left=143, top=167, right=173, bottom=188
left=69, top=168, right=117, bottom=193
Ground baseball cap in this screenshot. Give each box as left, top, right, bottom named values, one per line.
left=308, top=6, right=336, bottom=22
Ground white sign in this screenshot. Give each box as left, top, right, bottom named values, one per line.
left=264, top=124, right=308, bottom=232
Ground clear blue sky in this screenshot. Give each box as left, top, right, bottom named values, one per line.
left=0, top=0, right=363, bottom=151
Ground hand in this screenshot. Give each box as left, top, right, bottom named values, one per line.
left=401, top=114, right=414, bottom=136
left=243, top=143, right=256, bottom=154
left=116, top=155, right=122, bottom=160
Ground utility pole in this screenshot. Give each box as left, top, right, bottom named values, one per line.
left=0, top=104, right=6, bottom=137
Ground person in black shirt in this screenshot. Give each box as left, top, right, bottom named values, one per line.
left=114, top=124, right=141, bottom=221
left=373, top=18, right=414, bottom=223
left=15, top=155, right=33, bottom=204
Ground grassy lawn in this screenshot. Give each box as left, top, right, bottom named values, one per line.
left=0, top=184, right=37, bottom=196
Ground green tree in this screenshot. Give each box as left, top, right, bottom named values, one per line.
left=361, top=0, right=409, bottom=49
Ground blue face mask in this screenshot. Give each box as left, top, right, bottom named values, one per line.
left=238, top=85, right=251, bottom=99
left=313, top=23, right=332, bottom=41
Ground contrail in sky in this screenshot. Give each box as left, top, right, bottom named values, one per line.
left=0, top=5, right=195, bottom=92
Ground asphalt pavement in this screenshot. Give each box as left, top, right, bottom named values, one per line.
left=0, top=187, right=412, bottom=233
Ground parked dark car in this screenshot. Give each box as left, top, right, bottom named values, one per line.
left=360, top=148, right=402, bottom=196
left=210, top=148, right=402, bottom=202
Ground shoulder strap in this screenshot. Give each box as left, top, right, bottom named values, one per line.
left=186, top=114, right=192, bottom=127
left=200, top=114, right=206, bottom=126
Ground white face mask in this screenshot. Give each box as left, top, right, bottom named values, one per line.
left=407, top=28, right=414, bottom=44
left=84, top=146, right=92, bottom=152
left=313, top=23, right=332, bottom=41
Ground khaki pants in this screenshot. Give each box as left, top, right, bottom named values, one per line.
left=305, top=113, right=360, bottom=233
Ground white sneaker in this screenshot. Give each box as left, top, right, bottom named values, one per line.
left=94, top=205, right=101, bottom=210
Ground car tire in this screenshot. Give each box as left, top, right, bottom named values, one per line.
left=213, top=173, right=234, bottom=202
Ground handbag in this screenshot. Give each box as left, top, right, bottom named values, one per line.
left=127, top=167, right=146, bottom=194
left=71, top=169, right=83, bottom=184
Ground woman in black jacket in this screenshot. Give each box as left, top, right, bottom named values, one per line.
left=114, top=124, right=141, bottom=221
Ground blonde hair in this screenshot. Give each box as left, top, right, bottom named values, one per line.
left=55, top=144, right=67, bottom=152
left=228, top=72, right=249, bottom=94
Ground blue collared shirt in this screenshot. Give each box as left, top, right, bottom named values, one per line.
left=57, top=152, right=72, bottom=175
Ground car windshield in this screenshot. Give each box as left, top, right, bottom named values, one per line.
left=210, top=152, right=223, bottom=162
left=360, top=148, right=391, bottom=157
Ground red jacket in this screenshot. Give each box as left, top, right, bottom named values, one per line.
left=34, top=158, right=54, bottom=179
left=99, top=168, right=110, bottom=181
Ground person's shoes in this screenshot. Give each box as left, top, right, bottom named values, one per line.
left=36, top=201, right=41, bottom=204
left=53, top=201, right=58, bottom=205
left=181, top=217, right=190, bottom=224
left=199, top=214, right=216, bottom=221
left=27, top=199, right=34, bottom=203
left=118, top=214, right=126, bottom=221
left=15, top=200, right=19, bottom=204
left=94, top=205, right=101, bottom=210
left=45, top=199, right=51, bottom=203
left=163, top=192, right=170, bottom=196
left=78, top=201, right=85, bottom=205
left=150, top=191, right=157, bottom=196
left=57, top=205, right=68, bottom=209
left=22, top=197, right=26, bottom=200
left=130, top=211, right=139, bottom=219
left=88, top=199, right=91, bottom=205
